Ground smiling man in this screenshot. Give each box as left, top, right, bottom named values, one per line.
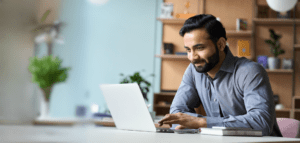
left=158, top=14, right=282, bottom=136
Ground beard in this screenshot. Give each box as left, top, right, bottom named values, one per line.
left=192, top=45, right=220, bottom=73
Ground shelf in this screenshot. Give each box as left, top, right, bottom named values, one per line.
left=265, top=69, right=293, bottom=73
left=294, top=109, right=300, bottom=112
left=275, top=109, right=291, bottom=112
left=226, top=30, right=252, bottom=37
left=155, top=54, right=189, bottom=60
left=154, top=105, right=171, bottom=108
left=156, top=18, right=185, bottom=24
left=253, top=18, right=300, bottom=25
left=154, top=92, right=176, bottom=96
left=295, top=44, right=300, bottom=50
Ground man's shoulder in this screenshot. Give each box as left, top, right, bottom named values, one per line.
left=235, top=57, right=266, bottom=75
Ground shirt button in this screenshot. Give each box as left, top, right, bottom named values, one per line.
left=214, top=99, right=217, bottom=102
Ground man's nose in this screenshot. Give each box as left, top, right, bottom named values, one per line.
left=191, top=50, right=199, bottom=59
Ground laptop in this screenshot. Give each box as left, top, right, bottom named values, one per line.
left=99, top=83, right=174, bottom=133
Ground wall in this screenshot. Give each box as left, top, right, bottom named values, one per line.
left=0, top=0, right=163, bottom=121
left=83, top=0, right=161, bottom=113
left=0, top=0, right=38, bottom=123
left=51, top=0, right=162, bottom=117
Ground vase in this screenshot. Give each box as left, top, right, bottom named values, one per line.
left=37, top=86, right=53, bottom=120
left=268, top=57, right=280, bottom=70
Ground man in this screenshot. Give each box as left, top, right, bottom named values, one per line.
left=158, top=14, right=282, bottom=136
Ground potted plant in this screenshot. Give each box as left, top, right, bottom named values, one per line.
left=264, top=29, right=285, bottom=70
left=28, top=55, right=70, bottom=119
left=120, top=71, right=154, bottom=102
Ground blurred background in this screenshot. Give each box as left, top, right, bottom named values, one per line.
left=1, top=0, right=300, bottom=125
left=0, top=0, right=163, bottom=124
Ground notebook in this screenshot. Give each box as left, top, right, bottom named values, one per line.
left=200, top=126, right=262, bottom=136
left=99, top=83, right=174, bottom=133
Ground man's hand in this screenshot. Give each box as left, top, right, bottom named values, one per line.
left=158, top=112, right=207, bottom=129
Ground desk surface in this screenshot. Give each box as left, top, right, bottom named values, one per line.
left=1, top=125, right=300, bottom=143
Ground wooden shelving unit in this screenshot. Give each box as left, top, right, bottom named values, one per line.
left=154, top=0, right=299, bottom=118
left=253, top=18, right=300, bottom=25
left=295, top=44, right=300, bottom=50
left=226, top=30, right=252, bottom=37
left=265, top=69, right=293, bottom=73
left=154, top=105, right=171, bottom=108
left=156, top=18, right=185, bottom=24
left=276, top=109, right=292, bottom=112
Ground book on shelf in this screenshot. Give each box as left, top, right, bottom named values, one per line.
left=200, top=126, right=262, bottom=137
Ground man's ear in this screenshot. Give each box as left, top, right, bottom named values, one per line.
left=217, top=37, right=226, bottom=52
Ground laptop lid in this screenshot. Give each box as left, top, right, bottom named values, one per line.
left=99, top=83, right=156, bottom=132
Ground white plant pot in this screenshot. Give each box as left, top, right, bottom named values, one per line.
left=37, top=94, right=50, bottom=120
left=268, top=57, right=280, bottom=70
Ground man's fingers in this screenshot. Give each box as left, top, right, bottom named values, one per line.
left=162, top=120, right=179, bottom=124
left=158, top=114, right=176, bottom=125
left=175, top=125, right=186, bottom=130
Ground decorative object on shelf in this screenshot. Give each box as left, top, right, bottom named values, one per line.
left=266, top=0, right=297, bottom=12
left=160, top=2, right=174, bottom=19
left=265, top=29, right=285, bottom=70
left=161, top=90, right=177, bottom=92
left=237, top=40, right=250, bottom=57
left=258, top=6, right=269, bottom=18
left=175, top=52, right=187, bottom=55
left=275, top=104, right=285, bottom=110
left=175, top=1, right=196, bottom=19
left=277, top=11, right=291, bottom=19
left=157, top=101, right=170, bottom=106
left=28, top=55, right=71, bottom=119
left=257, top=55, right=268, bottom=69
left=120, top=70, right=154, bottom=101
left=282, top=58, right=293, bottom=69
left=163, top=43, right=174, bottom=54
left=273, top=95, right=279, bottom=105
left=236, top=19, right=247, bottom=31
left=32, top=10, right=65, bottom=56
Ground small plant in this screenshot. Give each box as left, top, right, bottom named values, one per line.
left=264, top=29, right=285, bottom=57
left=28, top=55, right=71, bottom=101
left=120, top=70, right=154, bottom=101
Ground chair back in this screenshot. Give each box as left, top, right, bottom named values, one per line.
left=276, top=118, right=300, bottom=138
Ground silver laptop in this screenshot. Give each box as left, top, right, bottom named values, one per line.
left=99, top=83, right=174, bottom=133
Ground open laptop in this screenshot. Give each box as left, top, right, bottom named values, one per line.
left=99, top=83, right=174, bottom=133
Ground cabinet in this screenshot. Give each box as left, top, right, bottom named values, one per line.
left=154, top=0, right=300, bottom=119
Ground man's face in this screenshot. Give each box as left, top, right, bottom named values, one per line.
left=183, top=29, right=220, bottom=73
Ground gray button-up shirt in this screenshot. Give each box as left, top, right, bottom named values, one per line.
left=170, top=46, right=282, bottom=136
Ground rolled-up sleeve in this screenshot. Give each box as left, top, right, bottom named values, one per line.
left=170, top=64, right=204, bottom=117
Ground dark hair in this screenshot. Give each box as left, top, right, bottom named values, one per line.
left=179, top=14, right=227, bottom=45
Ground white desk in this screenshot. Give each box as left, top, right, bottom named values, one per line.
left=1, top=125, right=300, bottom=143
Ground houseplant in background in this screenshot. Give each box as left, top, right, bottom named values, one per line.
left=28, top=55, right=71, bottom=119
left=120, top=70, right=155, bottom=119
left=29, top=10, right=67, bottom=120
left=264, top=29, right=285, bottom=70
left=120, top=70, right=154, bottom=102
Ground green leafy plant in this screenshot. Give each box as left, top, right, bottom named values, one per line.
left=120, top=70, right=154, bottom=101
left=264, top=29, right=285, bottom=57
left=28, top=55, right=71, bottom=101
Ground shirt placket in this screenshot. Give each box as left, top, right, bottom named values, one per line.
left=210, top=82, right=220, bottom=117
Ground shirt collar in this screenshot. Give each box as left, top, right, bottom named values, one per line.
left=219, top=46, right=236, bottom=73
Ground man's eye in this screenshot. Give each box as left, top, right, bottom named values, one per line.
left=196, top=47, right=204, bottom=50
left=186, top=49, right=191, bottom=52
